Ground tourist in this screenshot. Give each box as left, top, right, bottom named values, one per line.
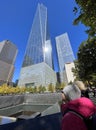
left=75, top=81, right=89, bottom=98
left=61, top=81, right=96, bottom=130
left=93, top=87, right=96, bottom=97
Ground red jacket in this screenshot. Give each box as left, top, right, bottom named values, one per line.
left=61, top=97, right=96, bottom=130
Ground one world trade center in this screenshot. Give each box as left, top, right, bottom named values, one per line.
left=18, top=3, right=56, bottom=87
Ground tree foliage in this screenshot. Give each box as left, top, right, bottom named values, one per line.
left=55, top=82, right=66, bottom=92
left=73, top=0, right=96, bottom=36
left=38, top=85, right=46, bottom=93
left=72, top=60, right=80, bottom=80
left=55, top=82, right=61, bottom=92
left=48, top=83, right=55, bottom=93
left=60, top=82, right=66, bottom=90
left=73, top=1, right=96, bottom=86
left=73, top=37, right=96, bottom=86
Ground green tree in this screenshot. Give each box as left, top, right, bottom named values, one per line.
left=72, top=60, right=80, bottom=80
left=60, top=82, right=66, bottom=90
left=38, top=85, right=46, bottom=93
left=48, top=83, right=55, bottom=93
left=73, top=37, right=96, bottom=86
left=73, top=0, right=96, bottom=87
left=73, top=0, right=96, bottom=36
left=55, top=82, right=61, bottom=92
left=33, top=86, right=37, bottom=93
left=42, top=86, right=46, bottom=93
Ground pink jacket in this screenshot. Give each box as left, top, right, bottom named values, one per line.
left=61, top=97, right=96, bottom=130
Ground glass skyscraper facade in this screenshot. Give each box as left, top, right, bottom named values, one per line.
left=0, top=40, right=17, bottom=65
left=18, top=3, right=56, bottom=87
left=0, top=40, right=18, bottom=83
left=22, top=3, right=53, bottom=68
left=55, top=33, right=75, bottom=72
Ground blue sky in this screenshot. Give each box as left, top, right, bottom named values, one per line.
left=0, top=0, right=88, bottom=82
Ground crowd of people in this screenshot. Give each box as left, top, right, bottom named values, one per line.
left=60, top=81, right=96, bottom=130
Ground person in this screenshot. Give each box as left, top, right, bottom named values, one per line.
left=93, top=87, right=96, bottom=97
left=75, top=80, right=89, bottom=98
left=61, top=81, right=96, bottom=130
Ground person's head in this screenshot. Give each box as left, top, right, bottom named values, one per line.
left=61, top=81, right=86, bottom=102
left=74, top=81, right=86, bottom=91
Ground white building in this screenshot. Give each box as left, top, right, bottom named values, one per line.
left=65, top=62, right=75, bottom=83
left=18, top=62, right=57, bottom=87
left=59, top=62, right=75, bottom=84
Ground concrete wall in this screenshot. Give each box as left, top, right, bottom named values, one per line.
left=25, top=93, right=61, bottom=104
left=0, top=93, right=61, bottom=116
left=0, top=95, right=25, bottom=109
left=0, top=93, right=61, bottom=109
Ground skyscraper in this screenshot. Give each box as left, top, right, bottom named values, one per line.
left=22, top=3, right=52, bottom=68
left=18, top=3, right=56, bottom=87
left=0, top=40, right=18, bottom=84
left=55, top=33, right=75, bottom=83
left=56, top=33, right=75, bottom=72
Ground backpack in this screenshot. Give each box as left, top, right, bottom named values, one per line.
left=63, top=109, right=96, bottom=130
